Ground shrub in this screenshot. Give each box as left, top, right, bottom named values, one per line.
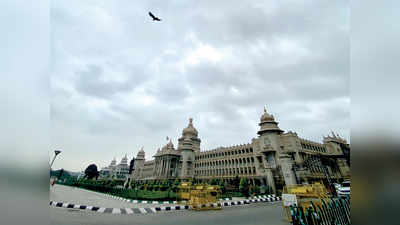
left=239, top=178, right=249, bottom=197
left=209, top=178, right=218, bottom=185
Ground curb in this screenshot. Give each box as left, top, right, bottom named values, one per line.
left=50, top=197, right=282, bottom=214
left=248, top=194, right=277, bottom=199
left=246, top=196, right=282, bottom=202
left=50, top=201, right=189, bottom=214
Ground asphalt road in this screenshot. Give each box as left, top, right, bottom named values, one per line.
left=50, top=184, right=178, bottom=208
left=50, top=201, right=290, bottom=225
left=50, top=184, right=289, bottom=225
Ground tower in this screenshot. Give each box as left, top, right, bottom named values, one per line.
left=180, top=136, right=195, bottom=179
left=323, top=132, right=350, bottom=178
left=132, top=147, right=145, bottom=179
left=257, top=107, right=284, bottom=149
left=256, top=107, right=284, bottom=194
left=110, top=157, right=117, bottom=178
left=178, top=118, right=199, bottom=179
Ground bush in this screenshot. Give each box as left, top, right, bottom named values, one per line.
left=239, top=178, right=249, bottom=197
left=209, top=178, right=218, bottom=185
left=220, top=191, right=244, bottom=198
left=251, top=185, right=260, bottom=195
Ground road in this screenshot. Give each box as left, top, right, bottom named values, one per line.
left=50, top=184, right=290, bottom=225
left=50, top=202, right=289, bottom=225
left=50, top=184, right=177, bottom=208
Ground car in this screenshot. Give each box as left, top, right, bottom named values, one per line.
left=337, top=181, right=350, bottom=197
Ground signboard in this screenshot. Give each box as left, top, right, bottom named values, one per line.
left=282, top=194, right=298, bottom=206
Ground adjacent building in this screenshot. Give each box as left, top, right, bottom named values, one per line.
left=100, top=155, right=130, bottom=179
left=129, top=107, right=350, bottom=193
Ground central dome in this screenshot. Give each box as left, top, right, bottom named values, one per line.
left=182, top=118, right=198, bottom=137
left=258, top=107, right=283, bottom=135
left=260, top=107, right=275, bottom=123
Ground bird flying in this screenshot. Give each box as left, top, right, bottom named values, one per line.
left=149, top=12, right=161, bottom=21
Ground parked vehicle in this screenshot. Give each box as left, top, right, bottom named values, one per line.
left=333, top=183, right=341, bottom=189
left=337, top=181, right=350, bottom=197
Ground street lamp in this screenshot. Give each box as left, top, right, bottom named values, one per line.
left=50, top=150, right=62, bottom=169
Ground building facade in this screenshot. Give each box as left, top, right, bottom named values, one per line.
left=130, top=108, right=350, bottom=193
left=100, top=155, right=130, bottom=179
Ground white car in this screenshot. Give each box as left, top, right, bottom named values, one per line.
left=333, top=183, right=341, bottom=189
left=337, top=181, right=350, bottom=197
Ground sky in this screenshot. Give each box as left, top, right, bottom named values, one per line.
left=50, top=0, right=350, bottom=172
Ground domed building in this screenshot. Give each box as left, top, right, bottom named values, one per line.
left=129, top=107, right=350, bottom=194
left=100, top=155, right=130, bottom=179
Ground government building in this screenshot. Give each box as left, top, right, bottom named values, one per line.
left=100, top=155, right=130, bottom=179
left=128, top=107, right=350, bottom=194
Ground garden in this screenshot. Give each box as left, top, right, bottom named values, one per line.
left=58, top=176, right=273, bottom=201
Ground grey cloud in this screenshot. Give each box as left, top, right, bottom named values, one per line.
left=51, top=0, right=350, bottom=171
left=73, top=64, right=149, bottom=99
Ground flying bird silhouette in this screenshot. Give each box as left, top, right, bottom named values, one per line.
left=149, top=12, right=161, bottom=21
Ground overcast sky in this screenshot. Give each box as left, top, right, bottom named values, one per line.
left=50, top=0, right=349, bottom=172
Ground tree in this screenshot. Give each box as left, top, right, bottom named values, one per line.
left=128, top=158, right=135, bottom=174
left=239, top=178, right=249, bottom=197
left=252, top=185, right=260, bottom=195
left=173, top=178, right=180, bottom=186
left=218, top=179, right=226, bottom=193
left=172, top=178, right=180, bottom=192
left=84, top=164, right=99, bottom=180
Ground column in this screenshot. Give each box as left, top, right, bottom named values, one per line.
left=161, top=159, right=165, bottom=176
left=166, top=157, right=171, bottom=178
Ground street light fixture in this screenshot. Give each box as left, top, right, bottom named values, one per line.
left=50, top=150, right=62, bottom=169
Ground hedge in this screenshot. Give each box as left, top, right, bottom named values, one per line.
left=58, top=179, right=267, bottom=200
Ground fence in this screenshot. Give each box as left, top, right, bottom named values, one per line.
left=289, top=197, right=350, bottom=225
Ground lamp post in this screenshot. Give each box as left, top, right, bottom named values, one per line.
left=50, top=150, right=62, bottom=169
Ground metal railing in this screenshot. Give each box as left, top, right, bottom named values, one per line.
left=289, top=197, right=350, bottom=225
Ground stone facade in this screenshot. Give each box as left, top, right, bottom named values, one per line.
left=130, top=107, right=350, bottom=193
left=100, top=155, right=130, bottom=179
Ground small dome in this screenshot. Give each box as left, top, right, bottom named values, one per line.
left=136, top=147, right=145, bottom=160
left=110, top=157, right=117, bottom=166
left=161, top=139, right=175, bottom=151
left=182, top=117, right=198, bottom=137
left=260, top=107, right=275, bottom=123
left=120, top=154, right=128, bottom=164
left=167, top=140, right=174, bottom=149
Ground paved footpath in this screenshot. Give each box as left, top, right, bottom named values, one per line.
left=50, top=184, right=179, bottom=209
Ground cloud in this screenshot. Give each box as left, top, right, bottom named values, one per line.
left=51, top=0, right=349, bottom=171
